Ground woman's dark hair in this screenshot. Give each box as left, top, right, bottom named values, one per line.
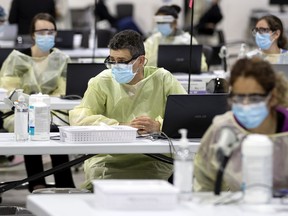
left=155, top=5, right=181, bottom=19
left=30, top=13, right=57, bottom=37
left=230, top=57, right=288, bottom=107
left=108, top=30, right=145, bottom=57
left=257, top=14, right=287, bottom=49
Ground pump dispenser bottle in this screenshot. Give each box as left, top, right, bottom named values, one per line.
left=173, top=129, right=193, bottom=201
left=238, top=43, right=247, bottom=59
left=14, top=89, right=29, bottom=141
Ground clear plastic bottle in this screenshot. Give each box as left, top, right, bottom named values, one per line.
left=173, top=129, right=193, bottom=201
left=238, top=43, right=247, bottom=59
left=29, top=93, right=51, bottom=141
left=14, top=89, right=29, bottom=141
left=242, top=134, right=273, bottom=204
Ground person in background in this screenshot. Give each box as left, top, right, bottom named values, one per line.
left=94, top=0, right=143, bottom=35
left=194, top=57, right=288, bottom=192
left=69, top=30, right=186, bottom=191
left=55, top=0, right=72, bottom=30
left=0, top=13, right=75, bottom=192
left=0, top=5, right=24, bottom=168
left=144, top=4, right=208, bottom=72
left=195, top=0, right=223, bottom=36
left=247, top=14, right=288, bottom=64
left=8, top=0, right=56, bottom=35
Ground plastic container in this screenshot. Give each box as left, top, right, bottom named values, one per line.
left=238, top=43, right=247, bottom=59
left=173, top=129, right=193, bottom=201
left=14, top=89, right=29, bottom=142
left=242, top=134, right=273, bottom=204
left=28, top=93, right=50, bottom=141
left=92, top=180, right=179, bottom=210
left=59, top=125, right=137, bottom=143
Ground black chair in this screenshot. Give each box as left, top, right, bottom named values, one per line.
left=97, top=28, right=116, bottom=48
left=116, top=3, right=134, bottom=19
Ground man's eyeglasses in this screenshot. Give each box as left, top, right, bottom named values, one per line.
left=229, top=93, right=270, bottom=104
left=252, top=27, right=273, bottom=36
left=34, top=29, right=56, bottom=36
left=104, top=55, right=139, bottom=69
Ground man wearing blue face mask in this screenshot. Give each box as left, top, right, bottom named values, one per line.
left=69, top=29, right=187, bottom=191
left=0, top=13, right=75, bottom=193
left=144, top=4, right=208, bottom=71
left=194, top=57, right=288, bottom=192
left=247, top=14, right=288, bottom=64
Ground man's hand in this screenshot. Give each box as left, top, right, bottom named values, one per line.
left=130, top=116, right=160, bottom=134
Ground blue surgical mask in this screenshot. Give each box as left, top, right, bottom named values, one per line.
left=255, top=32, right=274, bottom=50
left=232, top=102, right=269, bottom=129
left=35, top=35, right=55, bottom=52
left=112, top=59, right=138, bottom=84
left=157, top=23, right=173, bottom=36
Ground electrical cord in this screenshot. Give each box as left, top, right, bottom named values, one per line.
left=51, top=110, right=70, bottom=126
left=139, top=131, right=176, bottom=165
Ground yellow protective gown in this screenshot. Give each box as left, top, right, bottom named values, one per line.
left=69, top=66, right=187, bottom=190
left=0, top=48, right=70, bottom=132
left=246, top=48, right=288, bottom=64
left=144, top=31, right=208, bottom=72
left=194, top=111, right=288, bottom=192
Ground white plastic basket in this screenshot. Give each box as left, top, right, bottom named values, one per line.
left=59, top=125, right=138, bottom=143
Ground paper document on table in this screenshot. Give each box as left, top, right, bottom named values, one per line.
left=59, top=125, right=137, bottom=143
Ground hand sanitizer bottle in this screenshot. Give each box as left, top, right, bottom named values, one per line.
left=173, top=129, right=193, bottom=201
left=242, top=134, right=273, bottom=204
left=14, top=89, right=29, bottom=141
left=238, top=43, right=247, bottom=59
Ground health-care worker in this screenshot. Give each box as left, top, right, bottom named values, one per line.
left=69, top=29, right=187, bottom=190
left=144, top=4, right=208, bottom=71
left=247, top=14, right=288, bottom=64
left=194, top=57, right=288, bottom=192
left=0, top=13, right=75, bottom=192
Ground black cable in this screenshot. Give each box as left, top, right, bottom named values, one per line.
left=144, top=153, right=173, bottom=165
left=187, top=0, right=195, bottom=94
left=51, top=110, right=70, bottom=125
left=214, top=155, right=230, bottom=195
left=0, top=154, right=96, bottom=193
left=92, top=0, right=99, bottom=62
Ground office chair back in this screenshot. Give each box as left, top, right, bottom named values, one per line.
left=97, top=28, right=116, bottom=48
left=116, top=4, right=134, bottom=19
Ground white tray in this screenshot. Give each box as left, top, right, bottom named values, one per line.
left=59, top=125, right=137, bottom=143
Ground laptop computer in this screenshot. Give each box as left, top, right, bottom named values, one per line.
left=162, top=94, right=229, bottom=139
left=64, top=63, right=106, bottom=98
left=0, top=24, right=18, bottom=41
left=157, top=44, right=203, bottom=74
left=55, top=30, right=74, bottom=49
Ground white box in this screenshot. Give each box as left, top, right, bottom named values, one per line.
left=92, top=180, right=179, bottom=210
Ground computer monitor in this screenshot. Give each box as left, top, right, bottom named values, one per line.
left=157, top=44, right=203, bottom=74
left=55, top=30, right=75, bottom=49
left=162, top=94, right=229, bottom=139
left=269, top=0, right=288, bottom=12
left=65, top=63, right=107, bottom=98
